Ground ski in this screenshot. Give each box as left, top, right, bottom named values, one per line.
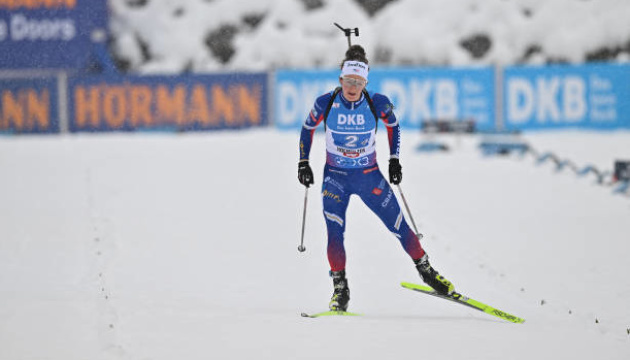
left=401, top=282, right=525, bottom=324
left=300, top=310, right=362, bottom=318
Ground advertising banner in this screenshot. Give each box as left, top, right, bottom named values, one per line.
left=0, top=77, right=59, bottom=134
left=504, top=64, right=630, bottom=130
left=0, top=0, right=109, bottom=69
left=68, top=73, right=268, bottom=132
left=275, top=67, right=495, bottom=131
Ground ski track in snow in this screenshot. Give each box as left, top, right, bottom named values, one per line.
left=0, top=129, right=629, bottom=360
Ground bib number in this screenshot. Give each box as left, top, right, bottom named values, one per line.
left=332, top=133, right=370, bottom=149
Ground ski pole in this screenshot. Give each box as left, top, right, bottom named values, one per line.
left=298, top=186, right=309, bottom=252
left=396, top=184, right=422, bottom=239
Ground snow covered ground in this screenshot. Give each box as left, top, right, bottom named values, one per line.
left=0, top=129, right=629, bottom=359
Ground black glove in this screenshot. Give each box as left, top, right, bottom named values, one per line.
left=298, top=160, right=314, bottom=187
left=389, top=158, right=402, bottom=185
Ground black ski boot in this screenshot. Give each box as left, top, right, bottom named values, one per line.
left=329, top=270, right=350, bottom=312
left=414, top=254, right=454, bottom=295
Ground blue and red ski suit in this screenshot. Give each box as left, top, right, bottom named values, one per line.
left=299, top=89, right=425, bottom=272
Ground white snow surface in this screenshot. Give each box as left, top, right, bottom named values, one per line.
left=108, top=0, right=630, bottom=73
left=1, top=129, right=629, bottom=359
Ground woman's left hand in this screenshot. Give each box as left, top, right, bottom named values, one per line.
left=389, top=158, right=402, bottom=184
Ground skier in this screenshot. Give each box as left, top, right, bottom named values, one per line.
left=297, top=44, right=455, bottom=312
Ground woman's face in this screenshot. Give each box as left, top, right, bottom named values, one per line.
left=340, top=75, right=367, bottom=102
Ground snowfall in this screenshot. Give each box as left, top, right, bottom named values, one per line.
left=2, top=1, right=630, bottom=360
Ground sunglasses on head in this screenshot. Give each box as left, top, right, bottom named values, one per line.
left=342, top=76, right=367, bottom=87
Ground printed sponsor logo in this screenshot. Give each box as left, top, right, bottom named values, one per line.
left=334, top=156, right=370, bottom=167
left=337, top=113, right=365, bottom=126
left=322, top=189, right=342, bottom=203
left=329, top=169, right=348, bottom=176
left=372, top=188, right=382, bottom=196
left=69, top=76, right=266, bottom=131
left=324, top=176, right=344, bottom=191
left=1, top=87, right=51, bottom=131
left=0, top=0, right=77, bottom=9
left=0, top=0, right=108, bottom=70
left=507, top=76, right=587, bottom=124
left=336, top=146, right=366, bottom=158
left=0, top=78, right=58, bottom=133
left=347, top=62, right=367, bottom=70
left=324, top=211, right=344, bottom=227
left=503, top=65, right=630, bottom=129
left=363, top=166, right=379, bottom=174
left=2, top=13, right=76, bottom=42
left=300, top=141, right=306, bottom=158
left=492, top=309, right=519, bottom=322
left=381, top=188, right=393, bottom=207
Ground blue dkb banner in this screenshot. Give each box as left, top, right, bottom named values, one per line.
left=275, top=67, right=495, bottom=131
left=0, top=0, right=109, bottom=69
left=503, top=64, right=630, bottom=130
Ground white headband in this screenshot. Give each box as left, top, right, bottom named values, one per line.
left=340, top=61, right=368, bottom=80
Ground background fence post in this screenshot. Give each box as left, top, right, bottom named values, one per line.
left=57, top=72, right=69, bottom=134
left=494, top=64, right=504, bottom=132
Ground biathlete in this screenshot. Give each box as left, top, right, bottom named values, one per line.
left=297, top=44, right=455, bottom=312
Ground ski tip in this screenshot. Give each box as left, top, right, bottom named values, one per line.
left=403, top=281, right=527, bottom=324
left=401, top=281, right=434, bottom=292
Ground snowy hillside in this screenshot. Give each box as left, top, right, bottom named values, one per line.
left=109, top=0, right=630, bottom=73
left=0, top=130, right=629, bottom=359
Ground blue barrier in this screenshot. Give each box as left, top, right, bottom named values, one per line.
left=416, top=141, right=449, bottom=152
left=481, top=141, right=624, bottom=192
left=613, top=181, right=629, bottom=195
left=576, top=165, right=609, bottom=184
left=479, top=141, right=529, bottom=156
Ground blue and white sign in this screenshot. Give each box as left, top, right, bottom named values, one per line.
left=0, top=0, right=109, bottom=69
left=275, top=67, right=495, bottom=131
left=275, top=70, right=338, bottom=130
left=504, top=64, right=630, bottom=130
left=369, top=67, right=495, bottom=131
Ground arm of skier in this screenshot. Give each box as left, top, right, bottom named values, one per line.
left=373, top=94, right=402, bottom=184
left=298, top=93, right=330, bottom=187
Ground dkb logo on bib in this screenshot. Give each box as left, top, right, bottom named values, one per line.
left=337, top=114, right=365, bottom=125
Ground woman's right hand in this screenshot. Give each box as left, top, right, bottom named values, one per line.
left=298, top=160, right=314, bottom=187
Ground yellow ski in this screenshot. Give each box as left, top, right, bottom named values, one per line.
left=401, top=282, right=525, bottom=324
left=300, top=310, right=362, bottom=318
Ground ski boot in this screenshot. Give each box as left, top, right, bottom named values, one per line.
left=414, top=254, right=455, bottom=295
left=329, top=270, right=350, bottom=312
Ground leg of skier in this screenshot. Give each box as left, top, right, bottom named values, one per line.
left=358, top=168, right=455, bottom=295
left=321, top=167, right=351, bottom=311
